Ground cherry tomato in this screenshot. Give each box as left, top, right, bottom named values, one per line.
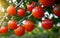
left=0, top=26, right=8, bottom=33
left=17, top=8, right=26, bottom=17
left=42, top=19, right=54, bottom=30
left=23, top=20, right=34, bottom=32
left=8, top=20, right=17, bottom=30
left=39, top=0, right=55, bottom=7
left=7, top=6, right=16, bottom=16
left=0, top=28, right=3, bottom=34
left=53, top=4, right=60, bottom=17
left=32, top=6, right=44, bottom=19
left=27, top=2, right=35, bottom=12
left=14, top=26, right=25, bottom=36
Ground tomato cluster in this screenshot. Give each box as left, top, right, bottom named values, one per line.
left=0, top=20, right=34, bottom=36
left=0, top=0, right=60, bottom=36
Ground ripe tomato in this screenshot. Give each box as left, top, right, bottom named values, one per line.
left=14, top=26, right=25, bottom=36
left=53, top=4, right=60, bottom=17
left=7, top=6, right=16, bottom=16
left=0, top=26, right=8, bottom=33
left=42, top=19, right=54, bottom=30
left=0, top=28, right=3, bottom=34
left=32, top=6, right=44, bottom=19
left=8, top=20, right=17, bottom=30
left=17, top=8, right=26, bottom=17
left=39, top=0, right=55, bottom=7
left=27, top=2, right=35, bottom=12
left=23, top=20, right=34, bottom=32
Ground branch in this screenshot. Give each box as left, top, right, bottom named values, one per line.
left=15, top=0, right=25, bottom=8
left=0, top=0, right=25, bottom=26
left=18, top=14, right=32, bottom=25
left=0, top=13, right=8, bottom=26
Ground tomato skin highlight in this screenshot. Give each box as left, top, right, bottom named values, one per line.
left=42, top=19, right=54, bottom=30
left=17, top=8, right=26, bottom=17
left=0, top=26, right=8, bottom=33
left=32, top=6, right=44, bottom=19
left=39, top=0, right=55, bottom=7
left=14, top=26, right=25, bottom=36
left=8, top=20, right=17, bottom=30
left=53, top=4, right=60, bottom=17
left=23, top=20, right=34, bottom=32
left=7, top=6, right=16, bottom=16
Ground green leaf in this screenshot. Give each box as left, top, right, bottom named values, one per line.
left=52, top=27, right=59, bottom=33
left=44, top=7, right=53, bottom=14
left=52, top=17, right=60, bottom=24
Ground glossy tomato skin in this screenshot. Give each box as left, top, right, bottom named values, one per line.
left=7, top=6, right=16, bottom=16
left=32, top=6, right=44, bottom=19
left=42, top=19, right=54, bottom=30
left=14, top=26, right=25, bottom=36
left=23, top=20, right=34, bottom=32
left=8, top=20, right=17, bottom=30
left=17, top=8, right=26, bottom=17
left=53, top=4, right=60, bottom=17
left=39, top=0, right=55, bottom=7
left=27, top=2, right=35, bottom=12
left=0, top=26, right=8, bottom=33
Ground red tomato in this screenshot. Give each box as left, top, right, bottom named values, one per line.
left=53, top=4, right=60, bottom=17
left=0, top=26, right=8, bottom=33
left=17, top=8, right=26, bottom=17
left=39, top=0, right=55, bottom=7
left=27, top=2, right=35, bottom=12
left=42, top=19, right=54, bottom=30
left=8, top=20, right=17, bottom=30
left=0, top=28, right=3, bottom=34
left=7, top=6, right=16, bottom=16
left=32, top=6, right=44, bottom=19
left=23, top=20, right=34, bottom=32
left=14, top=26, right=25, bottom=36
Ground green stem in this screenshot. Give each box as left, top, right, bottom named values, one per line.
left=15, top=0, right=25, bottom=8
left=0, top=13, right=8, bottom=26
left=18, top=14, right=32, bottom=25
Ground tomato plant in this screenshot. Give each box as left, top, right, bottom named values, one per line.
left=0, top=0, right=60, bottom=38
